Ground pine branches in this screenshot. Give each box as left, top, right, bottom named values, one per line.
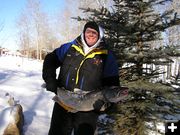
left=75, top=0, right=180, bottom=134
left=112, top=80, right=179, bottom=134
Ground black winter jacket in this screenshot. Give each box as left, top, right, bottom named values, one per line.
left=42, top=36, right=119, bottom=92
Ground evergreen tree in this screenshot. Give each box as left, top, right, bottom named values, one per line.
left=75, top=0, right=180, bottom=134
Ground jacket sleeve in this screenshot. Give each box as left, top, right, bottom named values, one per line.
left=102, top=51, right=120, bottom=86
left=42, top=42, right=72, bottom=83
left=42, top=50, right=61, bottom=83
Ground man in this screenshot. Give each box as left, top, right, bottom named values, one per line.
left=42, top=21, right=119, bottom=135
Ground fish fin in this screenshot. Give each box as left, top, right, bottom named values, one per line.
left=52, top=95, right=59, bottom=102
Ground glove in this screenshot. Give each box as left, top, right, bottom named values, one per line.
left=46, top=79, right=57, bottom=94
left=93, top=99, right=104, bottom=111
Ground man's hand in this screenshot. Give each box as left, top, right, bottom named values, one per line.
left=93, top=99, right=104, bottom=111
left=46, top=79, right=57, bottom=94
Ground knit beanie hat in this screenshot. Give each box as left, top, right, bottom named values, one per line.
left=83, top=21, right=100, bottom=37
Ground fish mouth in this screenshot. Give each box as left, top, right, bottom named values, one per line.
left=119, top=90, right=128, bottom=96
left=109, top=90, right=129, bottom=103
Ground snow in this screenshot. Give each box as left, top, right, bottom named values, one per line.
left=0, top=55, right=55, bottom=135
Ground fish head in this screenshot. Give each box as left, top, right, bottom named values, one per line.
left=104, top=87, right=129, bottom=103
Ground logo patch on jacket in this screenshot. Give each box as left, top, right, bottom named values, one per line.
left=92, top=58, right=102, bottom=66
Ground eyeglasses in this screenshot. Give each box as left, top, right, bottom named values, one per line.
left=85, top=28, right=98, bottom=36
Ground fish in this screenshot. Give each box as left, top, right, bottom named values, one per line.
left=52, top=87, right=129, bottom=113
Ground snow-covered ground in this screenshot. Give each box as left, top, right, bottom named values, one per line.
left=0, top=55, right=54, bottom=135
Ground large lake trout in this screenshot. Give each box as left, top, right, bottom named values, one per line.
left=53, top=87, right=128, bottom=113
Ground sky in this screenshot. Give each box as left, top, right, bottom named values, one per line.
left=0, top=0, right=65, bottom=50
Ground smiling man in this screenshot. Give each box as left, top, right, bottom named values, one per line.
left=42, top=21, right=120, bottom=135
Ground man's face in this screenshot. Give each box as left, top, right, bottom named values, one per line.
left=84, top=28, right=99, bottom=47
